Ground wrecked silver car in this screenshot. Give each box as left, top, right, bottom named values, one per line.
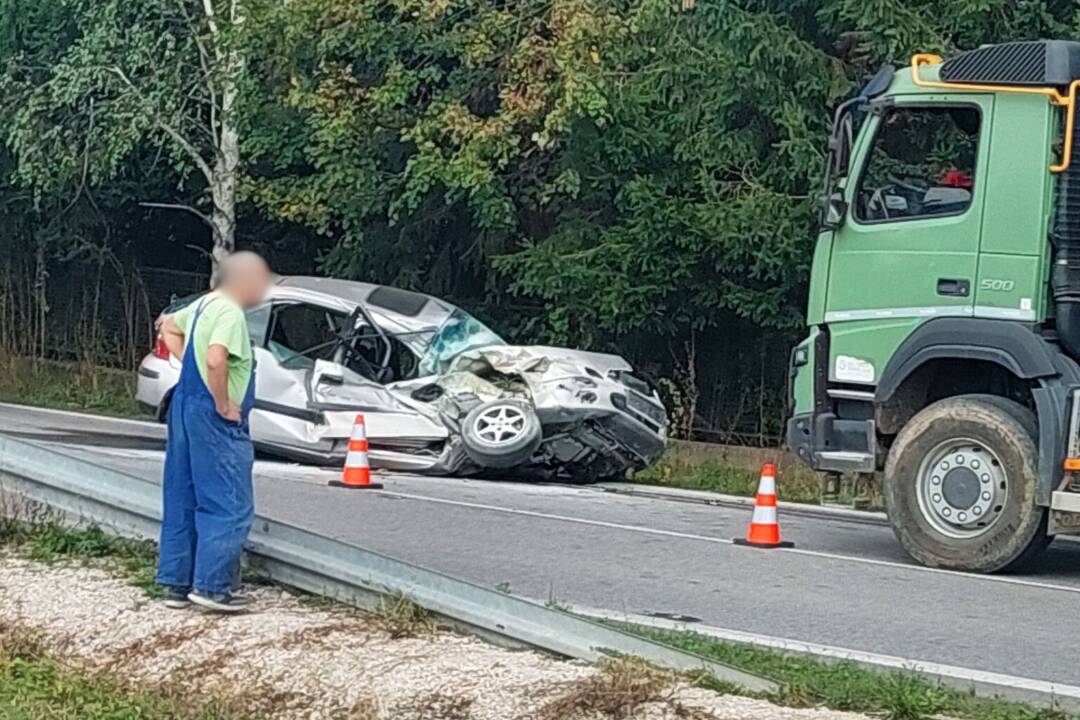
left=136, top=276, right=668, bottom=480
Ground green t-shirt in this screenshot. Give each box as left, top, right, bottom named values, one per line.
left=171, top=291, right=253, bottom=405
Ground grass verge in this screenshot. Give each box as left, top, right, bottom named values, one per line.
left=628, top=625, right=1071, bottom=720
left=2, top=519, right=1069, bottom=720
left=0, top=621, right=253, bottom=720
left=0, top=513, right=161, bottom=598
left=0, top=355, right=146, bottom=418
left=633, top=451, right=883, bottom=509
left=634, top=460, right=823, bottom=504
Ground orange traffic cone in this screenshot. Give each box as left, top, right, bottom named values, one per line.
left=329, top=415, right=384, bottom=490
left=734, top=464, right=793, bottom=548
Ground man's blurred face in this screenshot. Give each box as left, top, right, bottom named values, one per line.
left=221, top=253, right=272, bottom=309
left=234, top=265, right=272, bottom=309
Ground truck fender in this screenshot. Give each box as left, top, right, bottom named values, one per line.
left=875, top=317, right=1080, bottom=506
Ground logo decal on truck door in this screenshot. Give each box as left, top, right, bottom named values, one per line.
left=835, top=355, right=875, bottom=384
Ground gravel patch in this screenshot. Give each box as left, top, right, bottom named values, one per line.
left=0, top=557, right=870, bottom=720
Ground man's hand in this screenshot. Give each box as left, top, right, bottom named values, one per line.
left=217, top=402, right=242, bottom=423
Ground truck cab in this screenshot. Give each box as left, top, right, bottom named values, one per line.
left=788, top=40, right=1080, bottom=572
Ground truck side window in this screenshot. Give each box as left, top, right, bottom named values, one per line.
left=855, top=106, right=980, bottom=223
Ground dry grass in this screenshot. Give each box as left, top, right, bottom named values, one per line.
left=277, top=617, right=375, bottom=649
left=104, top=620, right=219, bottom=669
left=340, top=695, right=380, bottom=720
left=399, top=691, right=475, bottom=720
left=0, top=619, right=48, bottom=661
left=0, top=494, right=56, bottom=547
left=371, top=594, right=438, bottom=639
left=534, top=657, right=716, bottom=720
left=0, top=620, right=258, bottom=720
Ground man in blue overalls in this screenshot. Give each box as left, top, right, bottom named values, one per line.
left=155, top=252, right=271, bottom=613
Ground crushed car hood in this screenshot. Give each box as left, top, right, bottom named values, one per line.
left=449, top=345, right=633, bottom=376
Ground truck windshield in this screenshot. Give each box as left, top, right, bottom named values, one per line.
left=417, top=308, right=505, bottom=376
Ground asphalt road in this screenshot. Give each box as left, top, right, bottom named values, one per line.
left=3, top=401, right=1080, bottom=689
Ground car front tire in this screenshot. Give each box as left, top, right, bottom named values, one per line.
left=460, top=399, right=542, bottom=470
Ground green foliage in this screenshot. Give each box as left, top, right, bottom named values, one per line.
left=240, top=0, right=1080, bottom=355
left=635, top=459, right=823, bottom=502
left=0, top=0, right=206, bottom=197
left=6, top=0, right=1080, bottom=437
left=244, top=0, right=849, bottom=343
left=0, top=653, right=251, bottom=720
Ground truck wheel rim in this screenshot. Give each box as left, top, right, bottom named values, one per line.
left=473, top=405, right=527, bottom=446
left=915, top=437, right=1007, bottom=539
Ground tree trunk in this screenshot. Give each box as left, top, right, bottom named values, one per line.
left=208, top=200, right=234, bottom=288
left=205, top=10, right=242, bottom=288
left=670, top=329, right=699, bottom=441
left=208, top=78, right=238, bottom=287
left=681, top=329, right=699, bottom=440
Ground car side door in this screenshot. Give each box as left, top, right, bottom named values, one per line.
left=250, top=300, right=436, bottom=459
left=249, top=300, right=357, bottom=456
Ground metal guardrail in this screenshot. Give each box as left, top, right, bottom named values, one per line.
left=0, top=434, right=777, bottom=693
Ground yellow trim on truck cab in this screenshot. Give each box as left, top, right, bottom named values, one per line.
left=911, top=53, right=1080, bottom=173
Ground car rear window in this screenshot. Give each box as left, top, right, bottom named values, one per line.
left=367, top=286, right=429, bottom=317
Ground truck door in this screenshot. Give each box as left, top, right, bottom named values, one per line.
left=824, top=96, right=993, bottom=387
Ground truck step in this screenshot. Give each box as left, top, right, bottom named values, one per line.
left=816, top=450, right=875, bottom=473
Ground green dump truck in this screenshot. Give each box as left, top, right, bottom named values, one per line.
left=787, top=41, right=1080, bottom=572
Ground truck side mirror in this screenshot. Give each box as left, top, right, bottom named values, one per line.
left=860, top=65, right=895, bottom=101
left=821, top=192, right=848, bottom=231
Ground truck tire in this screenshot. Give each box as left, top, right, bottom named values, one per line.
left=883, top=395, right=1048, bottom=573
left=460, top=399, right=542, bottom=470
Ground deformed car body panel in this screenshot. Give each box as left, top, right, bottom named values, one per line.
left=135, top=276, right=668, bottom=480
left=397, top=345, right=668, bottom=478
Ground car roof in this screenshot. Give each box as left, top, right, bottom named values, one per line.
left=276, top=276, right=381, bottom=304
left=273, top=276, right=455, bottom=332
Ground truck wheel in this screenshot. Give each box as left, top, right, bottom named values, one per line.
left=460, top=399, right=542, bottom=470
left=884, top=395, right=1048, bottom=573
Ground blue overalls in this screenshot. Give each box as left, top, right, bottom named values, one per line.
left=156, top=298, right=257, bottom=595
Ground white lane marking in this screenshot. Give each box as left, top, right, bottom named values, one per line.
left=573, top=607, right=1080, bottom=705
left=381, top=489, right=741, bottom=545
left=35, top=444, right=332, bottom=484
left=596, top=483, right=890, bottom=523
left=0, top=402, right=160, bottom=429
left=379, top=489, right=1080, bottom=596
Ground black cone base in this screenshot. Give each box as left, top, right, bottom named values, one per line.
left=733, top=538, right=795, bottom=549
left=328, top=481, right=384, bottom=490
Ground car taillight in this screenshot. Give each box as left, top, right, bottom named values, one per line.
left=153, top=335, right=170, bottom=360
